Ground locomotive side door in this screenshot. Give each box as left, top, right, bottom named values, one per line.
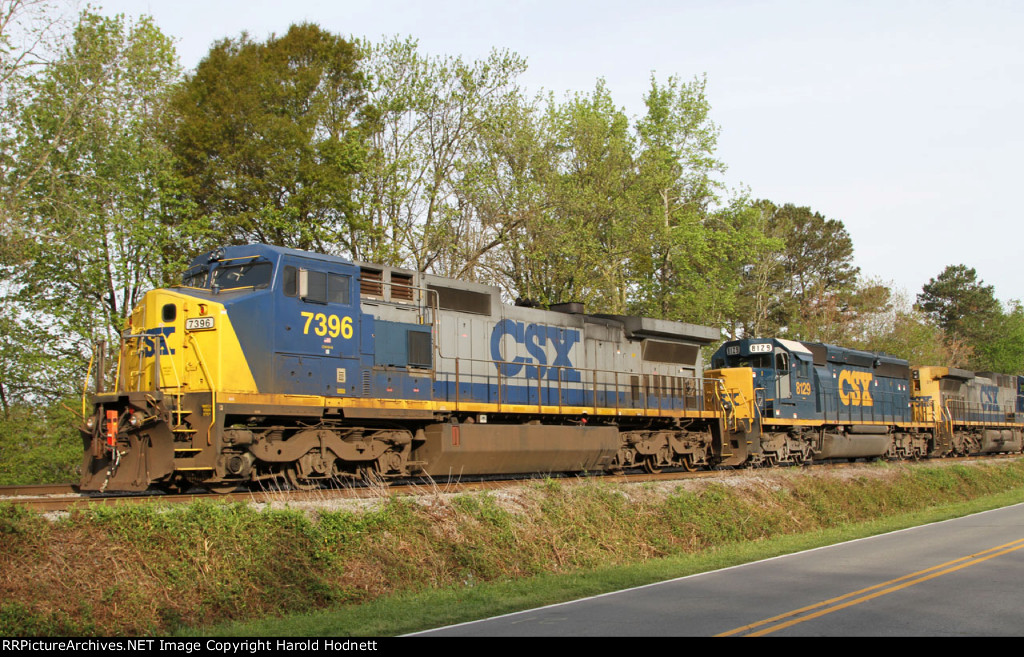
left=775, top=350, right=792, bottom=400
left=275, top=256, right=360, bottom=397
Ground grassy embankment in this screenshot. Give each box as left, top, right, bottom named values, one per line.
left=2, top=458, right=1023, bottom=636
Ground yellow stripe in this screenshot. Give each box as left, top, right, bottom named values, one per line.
left=216, top=392, right=719, bottom=419
left=951, top=421, right=1024, bottom=428
left=761, top=418, right=935, bottom=429
left=717, top=537, right=1024, bottom=637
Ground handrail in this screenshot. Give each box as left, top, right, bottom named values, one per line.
left=187, top=332, right=216, bottom=445
left=433, top=353, right=719, bottom=415
left=944, top=398, right=1016, bottom=425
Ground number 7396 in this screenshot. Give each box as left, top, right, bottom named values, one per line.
left=301, top=312, right=353, bottom=339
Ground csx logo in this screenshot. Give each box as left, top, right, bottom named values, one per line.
left=724, top=391, right=743, bottom=407
left=981, top=385, right=999, bottom=411
left=142, top=327, right=175, bottom=357
left=490, top=319, right=581, bottom=381
left=838, top=370, right=874, bottom=407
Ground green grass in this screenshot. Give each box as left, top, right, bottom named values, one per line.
left=185, top=467, right=1024, bottom=637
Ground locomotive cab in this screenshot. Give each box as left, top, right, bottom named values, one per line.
left=709, top=337, right=923, bottom=464
left=710, top=338, right=816, bottom=420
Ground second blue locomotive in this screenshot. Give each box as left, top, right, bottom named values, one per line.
left=710, top=338, right=1023, bottom=465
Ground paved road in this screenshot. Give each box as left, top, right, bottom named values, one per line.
left=415, top=503, right=1024, bottom=636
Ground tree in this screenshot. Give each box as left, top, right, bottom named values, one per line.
left=730, top=201, right=787, bottom=338
left=0, top=0, right=68, bottom=263
left=859, top=287, right=972, bottom=367
left=918, top=265, right=1023, bottom=373
left=353, top=37, right=528, bottom=276
left=797, top=279, right=892, bottom=345
left=477, top=80, right=640, bottom=310
left=917, top=265, right=1001, bottom=337
left=460, top=88, right=557, bottom=293
left=1, top=10, right=183, bottom=407
left=165, top=23, right=370, bottom=252
left=736, top=201, right=863, bottom=339
left=972, top=302, right=1024, bottom=374
left=543, top=79, right=638, bottom=312
left=629, top=74, right=728, bottom=320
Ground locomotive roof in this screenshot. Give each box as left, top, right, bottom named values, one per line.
left=189, top=243, right=359, bottom=269
left=723, top=337, right=908, bottom=368
left=594, top=315, right=720, bottom=345
left=807, top=342, right=908, bottom=367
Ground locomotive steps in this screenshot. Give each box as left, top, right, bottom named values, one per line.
left=2, top=457, right=1023, bottom=636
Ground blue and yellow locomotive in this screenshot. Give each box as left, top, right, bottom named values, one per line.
left=709, top=338, right=1023, bottom=465
left=80, top=244, right=730, bottom=491
left=912, top=367, right=1023, bottom=456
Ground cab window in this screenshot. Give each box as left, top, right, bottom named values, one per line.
left=182, top=267, right=209, bottom=288
left=212, top=262, right=272, bottom=290
left=328, top=273, right=351, bottom=304
left=284, top=266, right=351, bottom=305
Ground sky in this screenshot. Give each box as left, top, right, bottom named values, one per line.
left=92, top=0, right=1024, bottom=305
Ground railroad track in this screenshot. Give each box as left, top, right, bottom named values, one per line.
left=0, top=469, right=737, bottom=513
left=4, top=455, right=1016, bottom=514
left=0, top=483, right=80, bottom=497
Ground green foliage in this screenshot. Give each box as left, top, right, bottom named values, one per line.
left=917, top=265, right=1023, bottom=372
left=0, top=600, right=97, bottom=637
left=537, top=79, right=637, bottom=311
left=972, top=302, right=1024, bottom=374
left=355, top=37, right=528, bottom=277
left=0, top=400, right=80, bottom=484
left=628, top=74, right=739, bottom=322
left=1, top=0, right=69, bottom=229
left=734, top=200, right=875, bottom=341
left=0, top=500, right=45, bottom=539
left=486, top=73, right=756, bottom=325
left=859, top=286, right=972, bottom=367
left=918, top=264, right=1001, bottom=336
left=167, top=23, right=370, bottom=252
left=2, top=10, right=187, bottom=404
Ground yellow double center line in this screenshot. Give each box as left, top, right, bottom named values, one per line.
left=718, top=537, right=1024, bottom=636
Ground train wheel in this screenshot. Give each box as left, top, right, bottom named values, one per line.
left=642, top=456, right=662, bottom=474
left=357, top=461, right=388, bottom=486
left=206, top=482, right=242, bottom=494
left=681, top=454, right=697, bottom=472
left=285, top=466, right=321, bottom=491
left=153, top=477, right=185, bottom=494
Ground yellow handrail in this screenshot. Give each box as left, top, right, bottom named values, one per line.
left=187, top=332, right=216, bottom=446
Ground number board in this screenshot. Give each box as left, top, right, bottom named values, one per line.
left=185, top=317, right=215, bottom=331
